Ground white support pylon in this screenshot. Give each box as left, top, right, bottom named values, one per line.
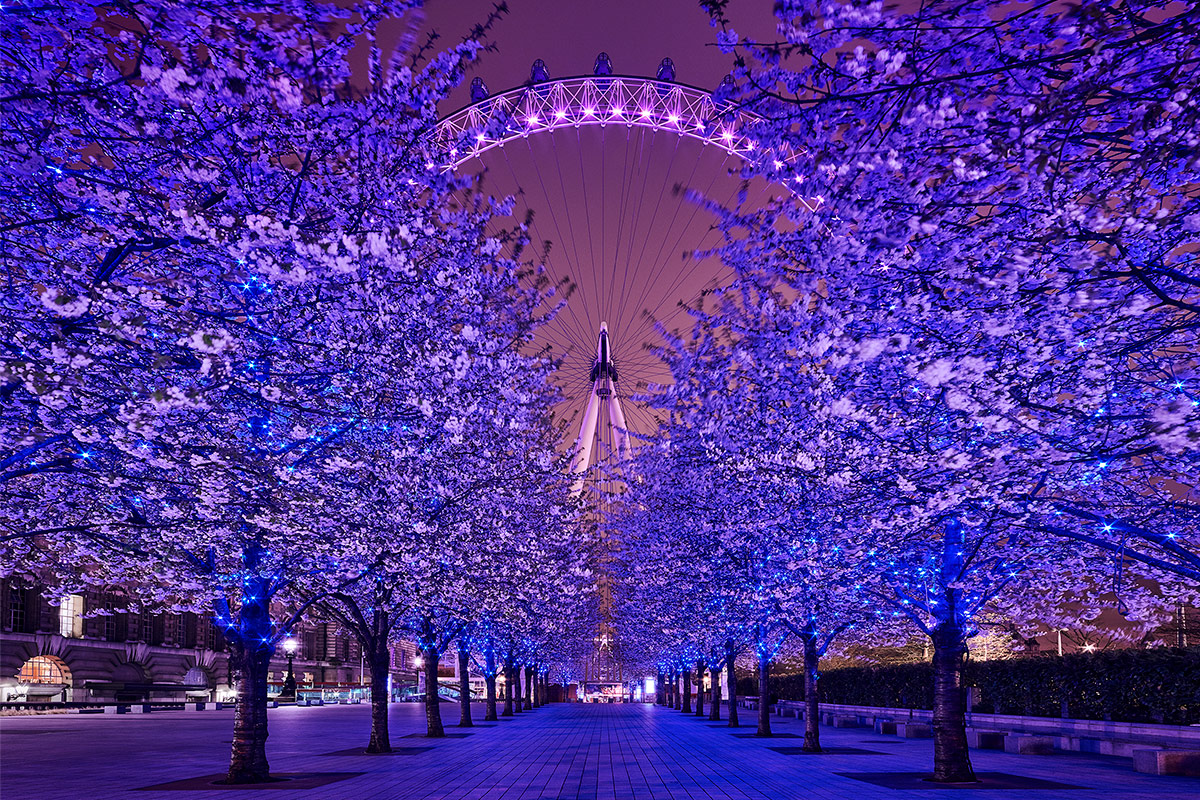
left=570, top=322, right=631, bottom=494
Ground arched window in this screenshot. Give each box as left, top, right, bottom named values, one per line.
left=17, top=655, right=70, bottom=685
left=183, top=666, right=209, bottom=687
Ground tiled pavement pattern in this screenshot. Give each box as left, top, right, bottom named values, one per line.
left=2, top=702, right=1199, bottom=799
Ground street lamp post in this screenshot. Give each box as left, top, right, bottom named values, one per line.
left=281, top=637, right=298, bottom=703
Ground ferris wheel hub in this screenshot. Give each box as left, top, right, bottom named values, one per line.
left=570, top=323, right=632, bottom=491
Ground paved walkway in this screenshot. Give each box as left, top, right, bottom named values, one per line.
left=2, top=702, right=1198, bottom=799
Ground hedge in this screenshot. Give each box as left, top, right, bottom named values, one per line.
left=735, top=647, right=1200, bottom=725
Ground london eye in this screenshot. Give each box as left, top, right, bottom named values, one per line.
left=434, top=55, right=784, bottom=688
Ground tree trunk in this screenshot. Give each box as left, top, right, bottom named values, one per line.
left=931, top=620, right=975, bottom=782
left=725, top=640, right=739, bottom=728
left=682, top=667, right=692, bottom=713
left=457, top=641, right=473, bottom=728
left=656, top=671, right=666, bottom=705
left=695, top=659, right=705, bottom=717
left=226, top=641, right=271, bottom=783
left=709, top=664, right=722, bottom=721
left=512, top=664, right=523, bottom=713
left=756, top=648, right=772, bottom=737
left=424, top=646, right=444, bottom=737
left=484, top=641, right=498, bottom=721
left=802, top=630, right=821, bottom=752
left=502, top=658, right=515, bottom=716
left=523, top=666, right=534, bottom=710
left=532, top=667, right=540, bottom=707
left=366, top=635, right=392, bottom=753
left=673, top=670, right=682, bottom=709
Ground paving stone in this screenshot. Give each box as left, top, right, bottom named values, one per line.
left=401, top=732, right=474, bottom=739
left=769, top=746, right=886, bottom=755
left=834, top=771, right=1083, bottom=789
left=1, top=703, right=1199, bottom=799
left=322, top=746, right=434, bottom=756
left=731, top=732, right=802, bottom=738
left=136, top=772, right=364, bottom=791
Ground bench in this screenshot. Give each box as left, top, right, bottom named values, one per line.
left=874, top=719, right=897, bottom=735
left=896, top=722, right=932, bottom=738
left=775, top=701, right=803, bottom=719
left=821, top=712, right=855, bottom=726
left=1004, top=735, right=1056, bottom=755
left=1060, top=736, right=1152, bottom=758
left=1133, top=749, right=1200, bottom=777
left=966, top=729, right=1006, bottom=749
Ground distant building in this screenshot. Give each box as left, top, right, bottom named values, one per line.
left=0, top=580, right=429, bottom=704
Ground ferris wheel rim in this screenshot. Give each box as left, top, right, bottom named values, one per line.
left=432, top=74, right=771, bottom=170
left=438, top=73, right=754, bottom=120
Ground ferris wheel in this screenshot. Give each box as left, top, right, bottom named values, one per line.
left=434, top=54, right=779, bottom=472
left=434, top=54, right=780, bottom=685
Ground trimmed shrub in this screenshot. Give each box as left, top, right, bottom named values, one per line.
left=738, top=648, right=1200, bottom=725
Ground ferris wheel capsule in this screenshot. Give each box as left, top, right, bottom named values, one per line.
left=469, top=77, right=489, bottom=103
left=712, top=74, right=738, bottom=121
left=655, top=58, right=676, bottom=99
left=656, top=57, right=675, bottom=83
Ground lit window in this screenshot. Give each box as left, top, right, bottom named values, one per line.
left=18, top=655, right=68, bottom=684
left=58, top=595, right=83, bottom=638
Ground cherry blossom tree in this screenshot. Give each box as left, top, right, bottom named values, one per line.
left=677, top=0, right=1200, bottom=781
left=0, top=0, right=582, bottom=782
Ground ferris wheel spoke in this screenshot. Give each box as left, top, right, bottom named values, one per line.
left=498, top=141, right=596, bottom=355
left=610, top=127, right=679, bottom=338
left=623, top=153, right=730, bottom=333
left=606, top=124, right=641, bottom=324
left=440, top=73, right=766, bottom=482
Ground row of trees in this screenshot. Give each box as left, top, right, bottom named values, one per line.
left=1, top=1, right=597, bottom=784
left=613, top=0, right=1198, bottom=784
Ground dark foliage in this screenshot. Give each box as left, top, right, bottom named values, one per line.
left=737, top=649, right=1200, bottom=725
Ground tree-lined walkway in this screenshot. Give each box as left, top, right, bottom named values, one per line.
left=2, top=703, right=1198, bottom=799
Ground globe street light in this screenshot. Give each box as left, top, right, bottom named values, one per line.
left=280, top=637, right=298, bottom=703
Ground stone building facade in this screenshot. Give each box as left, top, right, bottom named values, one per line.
left=0, top=579, right=424, bottom=704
